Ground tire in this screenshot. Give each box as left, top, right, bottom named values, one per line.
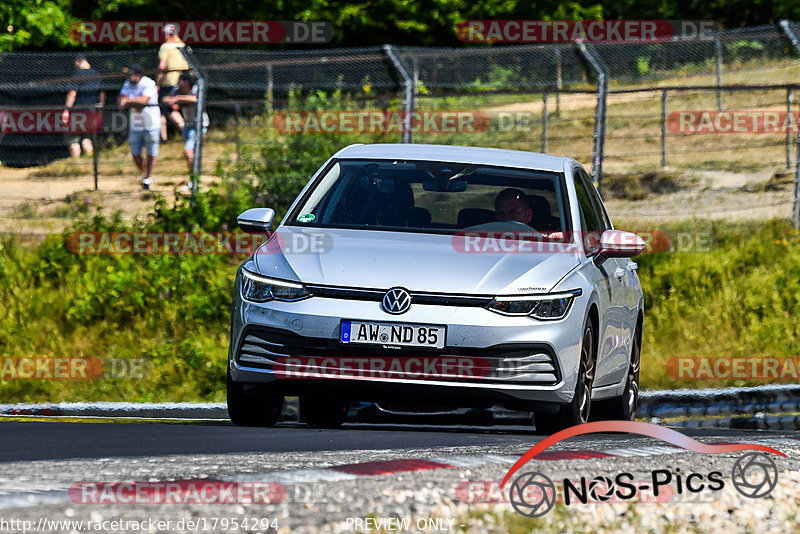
left=535, top=322, right=595, bottom=435
left=227, top=368, right=284, bottom=427
left=593, top=322, right=641, bottom=421
left=299, top=395, right=349, bottom=429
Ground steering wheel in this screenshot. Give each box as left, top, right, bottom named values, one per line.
left=463, top=220, right=542, bottom=236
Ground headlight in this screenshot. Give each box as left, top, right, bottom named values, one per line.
left=487, top=290, right=581, bottom=320
left=241, top=270, right=310, bottom=302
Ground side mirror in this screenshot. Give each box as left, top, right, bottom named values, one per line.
left=237, top=208, right=275, bottom=234
left=598, top=229, right=646, bottom=258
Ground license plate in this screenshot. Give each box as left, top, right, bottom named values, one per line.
left=340, top=320, right=446, bottom=350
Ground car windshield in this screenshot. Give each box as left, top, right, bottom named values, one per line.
left=289, top=158, right=568, bottom=236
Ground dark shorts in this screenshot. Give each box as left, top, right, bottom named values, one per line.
left=65, top=134, right=84, bottom=145
left=159, top=86, right=177, bottom=115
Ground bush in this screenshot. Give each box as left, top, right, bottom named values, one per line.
left=632, top=220, right=800, bottom=389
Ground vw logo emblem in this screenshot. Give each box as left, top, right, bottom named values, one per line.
left=382, top=287, right=411, bottom=314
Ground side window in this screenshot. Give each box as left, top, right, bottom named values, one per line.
left=579, top=168, right=612, bottom=230
left=574, top=170, right=602, bottom=233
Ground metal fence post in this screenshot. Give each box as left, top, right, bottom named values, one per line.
left=795, top=128, right=800, bottom=229
left=92, top=132, right=99, bottom=190
left=541, top=92, right=549, bottom=153
left=92, top=104, right=100, bottom=190
left=661, top=89, right=668, bottom=168
left=578, top=42, right=609, bottom=193
left=191, top=76, right=206, bottom=192
left=266, top=64, right=273, bottom=113
left=179, top=47, right=207, bottom=201
left=715, top=38, right=723, bottom=111
left=234, top=103, right=242, bottom=162
left=787, top=87, right=793, bottom=169
left=383, top=45, right=415, bottom=143
left=555, top=48, right=562, bottom=117
left=411, top=56, right=419, bottom=95
left=778, top=21, right=800, bottom=226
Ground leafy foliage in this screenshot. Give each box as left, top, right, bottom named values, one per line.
left=4, top=0, right=797, bottom=50
left=249, top=89, right=393, bottom=221
left=629, top=220, right=800, bottom=389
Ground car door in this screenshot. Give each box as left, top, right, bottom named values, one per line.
left=582, top=170, right=639, bottom=356
left=574, top=167, right=628, bottom=387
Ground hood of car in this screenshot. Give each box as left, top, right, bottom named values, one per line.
left=253, top=226, right=581, bottom=295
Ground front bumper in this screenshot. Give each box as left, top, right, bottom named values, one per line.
left=229, top=284, right=586, bottom=408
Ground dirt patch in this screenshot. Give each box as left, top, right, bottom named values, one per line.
left=741, top=169, right=798, bottom=192
left=603, top=171, right=686, bottom=200
left=0, top=138, right=222, bottom=233
left=605, top=187, right=794, bottom=224
left=483, top=91, right=659, bottom=115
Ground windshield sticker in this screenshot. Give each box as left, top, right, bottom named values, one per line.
left=297, top=213, right=315, bottom=223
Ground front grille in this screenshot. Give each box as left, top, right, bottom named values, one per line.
left=236, top=325, right=560, bottom=386
left=304, top=284, right=493, bottom=307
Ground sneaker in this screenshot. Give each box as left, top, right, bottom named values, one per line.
left=141, top=176, right=154, bottom=190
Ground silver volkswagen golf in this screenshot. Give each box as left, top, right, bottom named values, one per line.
left=228, top=144, right=645, bottom=433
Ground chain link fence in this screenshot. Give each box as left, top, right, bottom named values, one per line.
left=2, top=22, right=800, bottom=226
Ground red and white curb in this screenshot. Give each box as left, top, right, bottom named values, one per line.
left=2, top=438, right=796, bottom=510
left=228, top=459, right=455, bottom=484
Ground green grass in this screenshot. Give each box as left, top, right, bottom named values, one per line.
left=0, top=233, right=233, bottom=403
left=0, top=192, right=254, bottom=403
left=623, top=219, right=800, bottom=390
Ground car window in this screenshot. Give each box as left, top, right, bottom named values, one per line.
left=578, top=168, right=611, bottom=231
left=573, top=169, right=603, bottom=233
left=289, top=159, right=569, bottom=236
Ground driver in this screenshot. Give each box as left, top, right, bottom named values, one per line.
left=494, top=188, right=533, bottom=225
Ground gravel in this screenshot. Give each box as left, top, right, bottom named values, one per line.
left=1, top=432, right=797, bottom=533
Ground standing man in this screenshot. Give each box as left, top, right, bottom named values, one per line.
left=156, top=23, right=189, bottom=141
left=162, top=71, right=209, bottom=174
left=119, top=65, right=160, bottom=190
left=62, top=55, right=105, bottom=158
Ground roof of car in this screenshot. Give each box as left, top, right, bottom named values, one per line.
left=334, top=143, right=572, bottom=173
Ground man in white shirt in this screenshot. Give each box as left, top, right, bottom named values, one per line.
left=119, top=65, right=161, bottom=190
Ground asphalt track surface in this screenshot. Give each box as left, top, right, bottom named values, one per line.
left=0, top=419, right=793, bottom=462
